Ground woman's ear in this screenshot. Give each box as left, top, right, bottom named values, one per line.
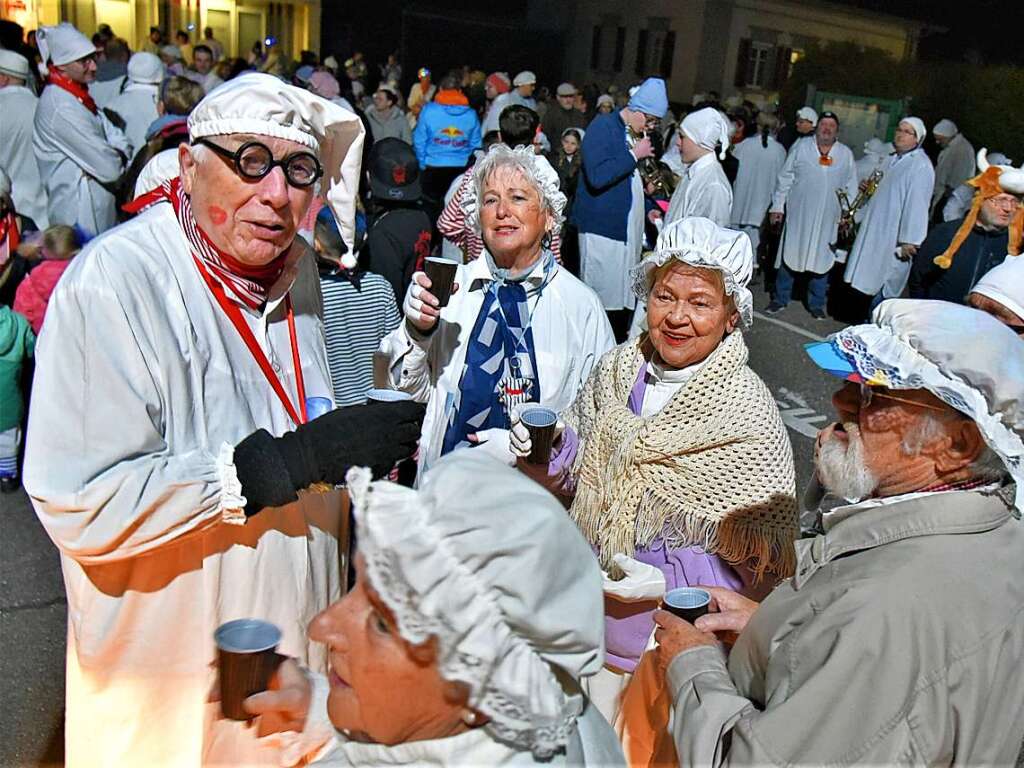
left=725, top=309, right=740, bottom=334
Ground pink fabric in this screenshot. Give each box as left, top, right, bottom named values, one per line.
left=14, top=259, right=73, bottom=334
left=309, top=71, right=340, bottom=100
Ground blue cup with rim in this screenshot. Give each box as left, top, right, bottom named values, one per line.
left=663, top=587, right=711, bottom=623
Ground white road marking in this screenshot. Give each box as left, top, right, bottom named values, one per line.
left=753, top=310, right=827, bottom=342
left=775, top=387, right=831, bottom=440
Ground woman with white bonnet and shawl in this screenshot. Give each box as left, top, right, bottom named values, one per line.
left=238, top=451, right=626, bottom=766
left=376, top=144, right=613, bottom=476
left=510, top=217, right=797, bottom=723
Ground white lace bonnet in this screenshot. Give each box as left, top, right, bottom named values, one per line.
left=632, top=216, right=755, bottom=328
left=345, top=451, right=605, bottom=757
left=828, top=299, right=1024, bottom=511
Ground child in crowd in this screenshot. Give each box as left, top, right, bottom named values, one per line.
left=0, top=304, right=34, bottom=492
left=14, top=225, right=81, bottom=334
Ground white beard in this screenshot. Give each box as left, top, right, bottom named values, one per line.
left=815, top=424, right=878, bottom=502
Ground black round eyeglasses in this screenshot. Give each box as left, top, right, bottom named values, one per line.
left=195, top=138, right=323, bottom=188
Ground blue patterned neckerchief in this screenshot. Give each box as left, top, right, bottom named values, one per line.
left=440, top=251, right=555, bottom=456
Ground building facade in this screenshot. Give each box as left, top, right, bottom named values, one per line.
left=548, top=0, right=924, bottom=107
left=3, top=0, right=320, bottom=61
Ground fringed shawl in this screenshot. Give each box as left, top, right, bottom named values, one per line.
left=567, top=332, right=798, bottom=580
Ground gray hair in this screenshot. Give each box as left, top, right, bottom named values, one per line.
left=900, top=410, right=1009, bottom=484
left=467, top=144, right=566, bottom=236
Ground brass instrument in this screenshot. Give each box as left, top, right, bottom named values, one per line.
left=832, top=168, right=883, bottom=252
left=628, top=127, right=675, bottom=197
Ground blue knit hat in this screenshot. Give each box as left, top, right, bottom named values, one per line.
left=627, top=77, right=668, bottom=118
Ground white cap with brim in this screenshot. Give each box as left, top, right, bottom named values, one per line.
left=971, top=256, right=1024, bottom=325
left=513, top=70, right=536, bottom=87
left=188, top=72, right=366, bottom=252
left=0, top=49, right=30, bottom=80
left=805, top=298, right=1024, bottom=511
left=933, top=118, right=958, bottom=137
left=796, top=106, right=818, bottom=125
left=127, top=52, right=165, bottom=85
left=37, top=23, right=95, bottom=67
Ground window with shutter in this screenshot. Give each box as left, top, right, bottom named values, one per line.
left=635, top=29, right=649, bottom=76
left=613, top=26, right=626, bottom=72
left=659, top=31, right=676, bottom=77
left=591, top=25, right=602, bottom=70
left=769, top=46, right=793, bottom=89
left=734, top=38, right=752, bottom=87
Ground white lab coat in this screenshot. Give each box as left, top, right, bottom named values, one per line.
left=107, top=82, right=160, bottom=158
left=665, top=152, right=733, bottom=226
left=375, top=254, right=614, bottom=474
left=942, top=182, right=975, bottom=222
left=33, top=84, right=130, bottom=237
left=730, top=135, right=786, bottom=227
left=0, top=85, right=49, bottom=228
left=844, top=147, right=935, bottom=297
left=770, top=139, right=857, bottom=274
left=855, top=150, right=889, bottom=183
left=24, top=203, right=342, bottom=767
left=89, top=75, right=126, bottom=108
left=932, top=132, right=975, bottom=209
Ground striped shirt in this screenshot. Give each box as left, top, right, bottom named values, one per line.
left=319, top=271, right=401, bottom=407
left=437, top=168, right=562, bottom=262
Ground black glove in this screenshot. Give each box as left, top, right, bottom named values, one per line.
left=233, top=400, right=426, bottom=516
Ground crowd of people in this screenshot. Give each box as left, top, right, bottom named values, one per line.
left=1, top=17, right=1023, bottom=768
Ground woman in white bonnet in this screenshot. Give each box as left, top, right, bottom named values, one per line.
left=968, top=255, right=1024, bottom=334
left=510, top=217, right=797, bottom=722
left=240, top=451, right=625, bottom=766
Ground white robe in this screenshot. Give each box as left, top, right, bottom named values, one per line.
left=942, top=182, right=975, bottom=222
left=855, top=151, right=888, bottom=183
left=24, top=203, right=342, bottom=767
left=0, top=84, right=49, bottom=228
left=770, top=139, right=857, bottom=274
left=375, top=254, right=614, bottom=474
left=730, top=135, right=786, bottom=228
left=33, top=84, right=130, bottom=237
left=579, top=167, right=646, bottom=311
left=844, top=147, right=935, bottom=297
left=107, top=82, right=160, bottom=159
left=89, top=75, right=126, bottom=109
left=932, top=132, right=975, bottom=209
left=665, top=152, right=733, bottom=226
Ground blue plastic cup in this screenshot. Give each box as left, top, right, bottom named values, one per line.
left=663, top=587, right=711, bottom=623
left=305, top=397, right=334, bottom=420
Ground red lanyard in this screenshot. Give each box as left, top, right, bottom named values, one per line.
left=192, top=255, right=308, bottom=425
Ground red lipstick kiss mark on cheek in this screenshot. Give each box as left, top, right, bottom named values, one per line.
left=208, top=206, right=228, bottom=225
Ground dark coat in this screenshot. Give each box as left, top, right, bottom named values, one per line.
left=908, top=218, right=1009, bottom=302
left=572, top=112, right=637, bottom=242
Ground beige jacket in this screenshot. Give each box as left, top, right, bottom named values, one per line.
left=667, top=485, right=1024, bottom=766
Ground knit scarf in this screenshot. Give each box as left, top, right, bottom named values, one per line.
left=47, top=70, right=97, bottom=115
left=125, top=177, right=288, bottom=309
left=567, top=332, right=798, bottom=580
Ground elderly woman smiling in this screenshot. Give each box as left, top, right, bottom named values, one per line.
left=377, top=144, right=613, bottom=474
left=242, top=451, right=625, bottom=766
left=511, top=217, right=797, bottom=718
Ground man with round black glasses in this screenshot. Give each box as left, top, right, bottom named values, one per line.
left=24, top=73, right=425, bottom=765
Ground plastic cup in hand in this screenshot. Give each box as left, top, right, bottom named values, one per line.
left=214, top=618, right=283, bottom=720
left=423, top=257, right=458, bottom=307
left=365, top=388, right=413, bottom=403
left=519, top=405, right=558, bottom=464
left=663, top=587, right=711, bottom=623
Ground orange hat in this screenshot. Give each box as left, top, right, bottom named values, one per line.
left=935, top=149, right=1024, bottom=269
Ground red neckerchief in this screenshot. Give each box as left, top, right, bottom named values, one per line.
left=47, top=70, right=98, bottom=115
left=124, top=177, right=288, bottom=310
left=125, top=177, right=306, bottom=423
left=0, top=212, right=20, bottom=269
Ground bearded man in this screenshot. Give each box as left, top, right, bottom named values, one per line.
left=652, top=299, right=1024, bottom=766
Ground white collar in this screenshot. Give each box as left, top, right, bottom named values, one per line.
left=647, top=355, right=706, bottom=384
left=686, top=152, right=717, bottom=176
left=326, top=725, right=523, bottom=766
left=467, top=250, right=557, bottom=290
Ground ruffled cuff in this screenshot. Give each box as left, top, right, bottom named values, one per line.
left=215, top=442, right=248, bottom=526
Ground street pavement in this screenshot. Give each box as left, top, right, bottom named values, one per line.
left=0, top=281, right=847, bottom=767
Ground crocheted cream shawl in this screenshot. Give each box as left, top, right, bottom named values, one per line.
left=567, top=332, right=798, bottom=580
